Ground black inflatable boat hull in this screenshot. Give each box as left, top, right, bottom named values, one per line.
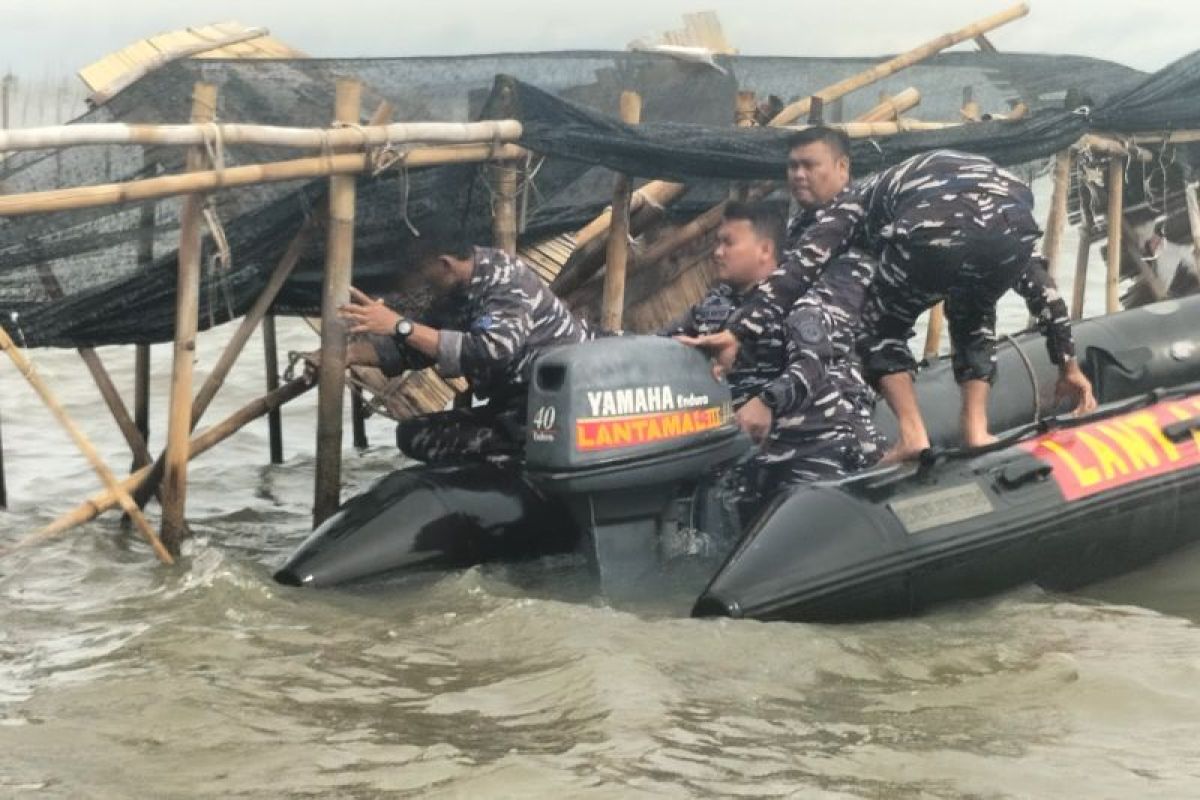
left=695, top=390, right=1200, bottom=622
left=274, top=463, right=578, bottom=588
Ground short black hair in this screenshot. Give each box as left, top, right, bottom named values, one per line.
left=405, top=219, right=475, bottom=268
left=785, top=125, right=852, bottom=162
left=722, top=200, right=785, bottom=258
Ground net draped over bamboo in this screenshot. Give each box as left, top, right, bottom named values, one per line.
left=4, top=49, right=1200, bottom=349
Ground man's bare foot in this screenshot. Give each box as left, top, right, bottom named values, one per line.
left=964, top=432, right=999, bottom=449
left=878, top=441, right=929, bottom=465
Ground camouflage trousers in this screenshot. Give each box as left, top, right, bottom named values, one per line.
left=859, top=207, right=1039, bottom=385
left=719, top=429, right=863, bottom=524
left=395, top=406, right=523, bottom=465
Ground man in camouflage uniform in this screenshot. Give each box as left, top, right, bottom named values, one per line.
left=689, top=128, right=1096, bottom=463
left=339, top=228, right=589, bottom=464
left=785, top=203, right=888, bottom=465
left=666, top=201, right=871, bottom=497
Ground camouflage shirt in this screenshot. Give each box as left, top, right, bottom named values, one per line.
left=732, top=150, right=1075, bottom=364
left=373, top=247, right=590, bottom=402
left=660, top=283, right=786, bottom=406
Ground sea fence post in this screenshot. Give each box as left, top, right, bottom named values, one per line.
left=1105, top=156, right=1125, bottom=314
left=263, top=314, right=284, bottom=464
left=313, top=78, right=362, bottom=528
left=601, top=91, right=642, bottom=334
left=162, top=81, right=218, bottom=551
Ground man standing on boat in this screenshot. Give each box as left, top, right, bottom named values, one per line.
left=684, top=128, right=1097, bottom=463
left=338, top=225, right=590, bottom=464
left=664, top=201, right=877, bottom=489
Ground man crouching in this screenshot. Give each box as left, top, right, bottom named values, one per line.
left=668, top=201, right=877, bottom=499
left=338, top=224, right=590, bottom=464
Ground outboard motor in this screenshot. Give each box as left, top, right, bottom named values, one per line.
left=524, top=336, right=750, bottom=598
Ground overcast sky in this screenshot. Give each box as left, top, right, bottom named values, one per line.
left=3, top=0, right=1197, bottom=78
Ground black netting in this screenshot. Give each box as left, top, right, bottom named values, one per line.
left=0, top=48, right=1189, bottom=349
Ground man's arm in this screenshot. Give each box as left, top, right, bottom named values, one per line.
left=1013, top=257, right=1075, bottom=365
left=439, top=286, right=535, bottom=385
left=1013, top=259, right=1097, bottom=415
left=759, top=305, right=836, bottom=418
left=340, top=288, right=438, bottom=377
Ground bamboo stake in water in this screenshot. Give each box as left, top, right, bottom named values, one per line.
left=1105, top=156, right=1125, bottom=314
left=601, top=91, right=642, bottom=333
left=161, top=82, right=217, bottom=551
left=7, top=376, right=314, bottom=555
left=0, top=324, right=172, bottom=564
left=313, top=79, right=362, bottom=528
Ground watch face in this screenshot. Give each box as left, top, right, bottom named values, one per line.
left=395, top=319, right=414, bottom=338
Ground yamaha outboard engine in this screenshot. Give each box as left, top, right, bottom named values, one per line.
left=524, top=336, right=750, bottom=598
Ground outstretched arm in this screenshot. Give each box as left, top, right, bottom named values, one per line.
left=1013, top=260, right=1096, bottom=415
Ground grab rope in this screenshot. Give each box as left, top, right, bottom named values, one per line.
left=1000, top=333, right=1042, bottom=422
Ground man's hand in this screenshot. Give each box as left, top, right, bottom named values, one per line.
left=676, top=330, right=740, bottom=379
left=339, top=286, right=401, bottom=336
left=1056, top=359, right=1097, bottom=416
left=735, top=396, right=773, bottom=447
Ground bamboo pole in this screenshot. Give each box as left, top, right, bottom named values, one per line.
left=35, top=265, right=153, bottom=469
left=1042, top=150, right=1072, bottom=281
left=0, top=324, right=172, bottom=563
left=133, top=346, right=150, bottom=465
left=8, top=376, right=315, bottom=554
left=616, top=103, right=932, bottom=286
left=350, top=386, right=369, bottom=450
left=1105, top=156, right=1125, bottom=314
left=1120, top=219, right=1168, bottom=301
left=565, top=3, right=1029, bottom=259
left=489, top=83, right=519, bottom=255
left=262, top=314, right=284, bottom=464
left=1185, top=182, right=1200, bottom=280
left=1129, top=130, right=1200, bottom=146
left=1070, top=181, right=1096, bottom=321
left=1071, top=230, right=1093, bottom=320
left=769, top=3, right=1030, bottom=126
left=1076, top=134, right=1153, bottom=163
left=601, top=91, right=642, bottom=333
left=130, top=215, right=317, bottom=509
left=492, top=161, right=519, bottom=255
left=0, top=142, right=528, bottom=218
left=88, top=27, right=271, bottom=105
left=194, top=216, right=317, bottom=418
left=558, top=119, right=961, bottom=294
left=735, top=91, right=758, bottom=127
left=0, top=119, right=523, bottom=154
left=133, top=153, right=155, bottom=471
left=857, top=88, right=921, bottom=123
left=313, top=79, right=362, bottom=528
left=161, top=82, right=216, bottom=551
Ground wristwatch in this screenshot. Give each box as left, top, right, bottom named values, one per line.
left=393, top=317, right=414, bottom=340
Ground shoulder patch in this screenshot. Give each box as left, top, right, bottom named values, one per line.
left=797, top=316, right=825, bottom=345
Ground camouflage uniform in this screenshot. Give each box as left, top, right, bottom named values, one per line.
left=372, top=246, right=590, bottom=464
left=662, top=263, right=867, bottom=494
left=661, top=283, right=785, bottom=407
left=786, top=209, right=888, bottom=463
left=732, top=150, right=1076, bottom=387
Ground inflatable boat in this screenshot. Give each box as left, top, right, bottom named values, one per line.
left=275, top=296, right=1200, bottom=622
